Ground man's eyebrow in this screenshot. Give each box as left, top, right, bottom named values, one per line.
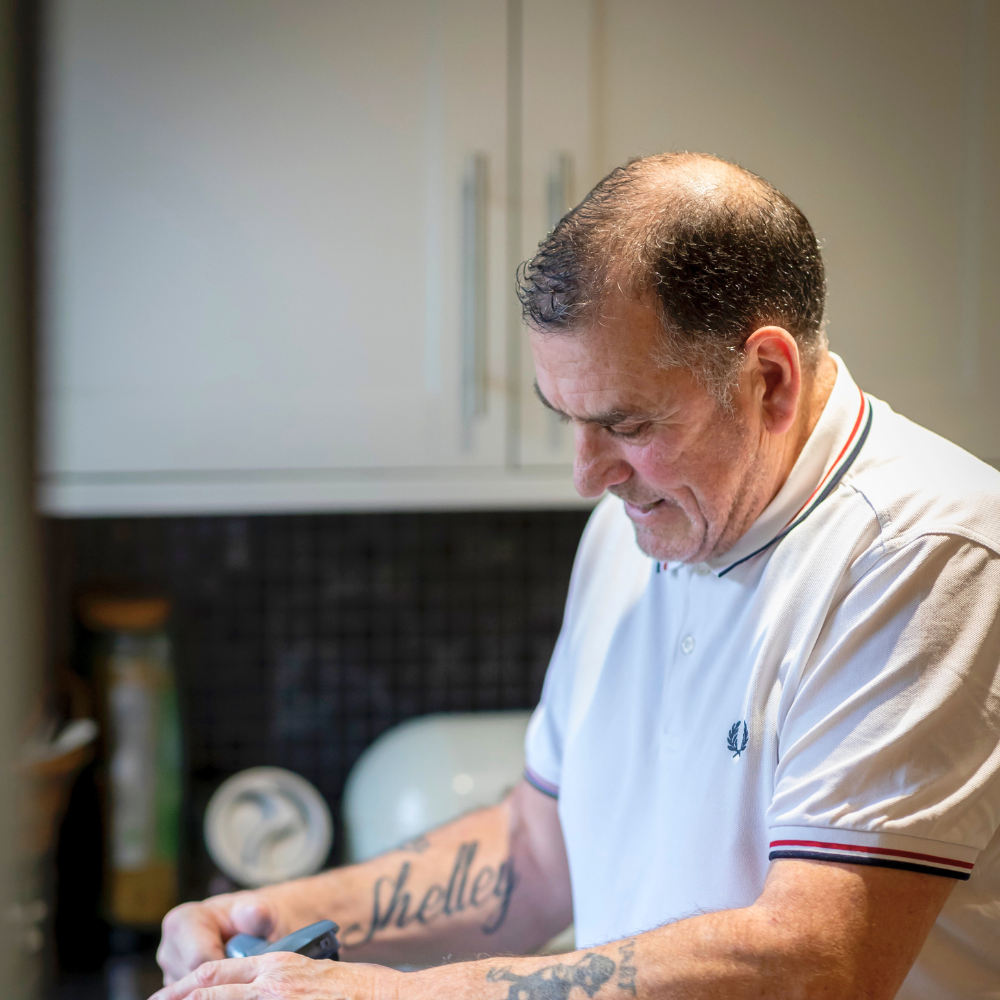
left=533, top=381, right=563, bottom=414
left=532, top=381, right=653, bottom=427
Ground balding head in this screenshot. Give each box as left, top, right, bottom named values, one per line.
left=517, top=152, right=827, bottom=403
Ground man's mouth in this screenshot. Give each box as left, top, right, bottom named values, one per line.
left=624, top=499, right=664, bottom=514
left=610, top=488, right=682, bottom=518
left=610, top=491, right=673, bottom=518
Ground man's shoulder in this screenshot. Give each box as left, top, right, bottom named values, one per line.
left=845, top=395, right=1000, bottom=555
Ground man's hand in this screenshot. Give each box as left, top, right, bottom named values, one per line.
left=149, top=954, right=390, bottom=1000
left=157, top=891, right=284, bottom=985
left=157, top=781, right=572, bottom=985
left=151, top=856, right=954, bottom=1000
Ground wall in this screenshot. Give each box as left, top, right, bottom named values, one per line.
left=47, top=508, right=588, bottom=922
left=593, top=0, right=1000, bottom=463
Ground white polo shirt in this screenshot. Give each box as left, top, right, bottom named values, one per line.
left=525, top=357, right=1000, bottom=999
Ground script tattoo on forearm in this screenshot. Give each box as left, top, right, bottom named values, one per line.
left=486, top=954, right=616, bottom=1000
left=340, top=841, right=517, bottom=945
left=616, top=939, right=637, bottom=996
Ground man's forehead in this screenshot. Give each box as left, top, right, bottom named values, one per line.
left=537, top=297, right=660, bottom=352
left=527, top=296, right=710, bottom=420
left=536, top=324, right=664, bottom=367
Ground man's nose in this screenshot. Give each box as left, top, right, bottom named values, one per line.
left=573, top=424, right=632, bottom=498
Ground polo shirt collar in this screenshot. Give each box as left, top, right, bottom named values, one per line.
left=704, top=354, right=873, bottom=577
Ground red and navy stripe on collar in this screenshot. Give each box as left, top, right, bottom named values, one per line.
left=718, top=389, right=873, bottom=577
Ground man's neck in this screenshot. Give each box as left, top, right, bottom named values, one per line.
left=705, top=350, right=839, bottom=563
left=783, top=350, right=838, bottom=485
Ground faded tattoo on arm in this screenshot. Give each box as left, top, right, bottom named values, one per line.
left=340, top=841, right=517, bottom=946
left=486, top=954, right=616, bottom=1000
left=616, top=939, right=637, bottom=996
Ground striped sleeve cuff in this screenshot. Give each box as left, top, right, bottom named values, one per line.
left=524, top=766, right=559, bottom=798
left=768, top=826, right=977, bottom=880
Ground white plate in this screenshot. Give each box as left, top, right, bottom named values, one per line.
left=204, top=767, right=332, bottom=887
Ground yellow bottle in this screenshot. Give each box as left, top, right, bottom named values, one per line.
left=80, top=594, right=181, bottom=928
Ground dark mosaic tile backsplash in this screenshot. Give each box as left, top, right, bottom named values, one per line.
left=47, top=509, right=590, bottom=899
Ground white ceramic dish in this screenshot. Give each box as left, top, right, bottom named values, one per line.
left=204, top=766, right=332, bottom=887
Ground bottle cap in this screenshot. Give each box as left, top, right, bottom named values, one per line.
left=78, top=592, right=170, bottom=632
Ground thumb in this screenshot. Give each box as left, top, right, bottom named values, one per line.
left=229, top=894, right=278, bottom=939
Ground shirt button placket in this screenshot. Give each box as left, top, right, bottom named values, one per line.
left=676, top=564, right=698, bottom=657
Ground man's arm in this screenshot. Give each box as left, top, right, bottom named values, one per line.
left=156, top=779, right=572, bottom=982
left=155, top=854, right=953, bottom=1000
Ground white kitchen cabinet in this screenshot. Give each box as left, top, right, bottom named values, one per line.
left=40, top=0, right=587, bottom=515
left=590, top=0, right=999, bottom=464
left=514, top=0, right=999, bottom=470
left=40, top=1, right=998, bottom=517
left=516, top=0, right=598, bottom=470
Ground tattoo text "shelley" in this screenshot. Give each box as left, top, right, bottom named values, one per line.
left=341, top=841, right=516, bottom=945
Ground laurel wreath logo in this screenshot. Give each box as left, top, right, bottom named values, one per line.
left=727, top=721, right=748, bottom=759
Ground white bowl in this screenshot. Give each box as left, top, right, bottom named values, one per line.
left=204, top=767, right=332, bottom=887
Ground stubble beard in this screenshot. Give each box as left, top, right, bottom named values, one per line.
left=632, top=520, right=704, bottom=563
left=614, top=408, right=766, bottom=564
left=612, top=491, right=708, bottom=563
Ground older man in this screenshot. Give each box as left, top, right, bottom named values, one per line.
left=154, top=154, right=1000, bottom=1000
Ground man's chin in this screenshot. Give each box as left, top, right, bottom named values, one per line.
left=622, top=502, right=703, bottom=562
left=631, top=524, right=703, bottom=562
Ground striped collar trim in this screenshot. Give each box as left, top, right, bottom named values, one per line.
left=716, top=389, right=873, bottom=578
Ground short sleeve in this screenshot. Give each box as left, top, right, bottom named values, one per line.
left=768, top=534, right=1000, bottom=879
left=524, top=646, right=567, bottom=797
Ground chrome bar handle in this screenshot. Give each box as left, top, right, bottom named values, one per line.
left=462, top=152, right=489, bottom=436
left=547, top=151, right=574, bottom=232
left=543, top=152, right=574, bottom=452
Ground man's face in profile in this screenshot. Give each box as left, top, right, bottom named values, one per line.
left=530, top=296, right=778, bottom=564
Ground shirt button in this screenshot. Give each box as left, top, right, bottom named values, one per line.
left=681, top=635, right=695, bottom=654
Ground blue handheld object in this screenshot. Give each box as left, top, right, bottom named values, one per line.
left=225, top=919, right=339, bottom=961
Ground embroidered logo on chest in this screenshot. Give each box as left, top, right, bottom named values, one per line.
left=727, top=721, right=748, bottom=759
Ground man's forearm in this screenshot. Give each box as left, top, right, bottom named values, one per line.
left=154, top=858, right=950, bottom=1000
left=404, top=936, right=639, bottom=1000
left=394, top=860, right=950, bottom=1000
left=401, top=911, right=865, bottom=1000
left=256, top=794, right=564, bottom=966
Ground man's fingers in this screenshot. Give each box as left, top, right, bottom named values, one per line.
left=158, top=900, right=233, bottom=983
left=186, top=988, right=252, bottom=1000
left=230, top=898, right=276, bottom=938
left=157, top=941, right=227, bottom=987
left=149, top=957, right=260, bottom=1000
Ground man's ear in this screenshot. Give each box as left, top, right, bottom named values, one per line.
left=743, top=326, right=801, bottom=436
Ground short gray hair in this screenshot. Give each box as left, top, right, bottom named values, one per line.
left=517, top=152, right=827, bottom=406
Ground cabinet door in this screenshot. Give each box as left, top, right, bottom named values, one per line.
left=596, top=0, right=999, bottom=463
left=517, top=1, right=596, bottom=469
left=41, top=0, right=512, bottom=512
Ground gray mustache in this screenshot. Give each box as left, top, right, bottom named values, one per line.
left=609, top=488, right=679, bottom=509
